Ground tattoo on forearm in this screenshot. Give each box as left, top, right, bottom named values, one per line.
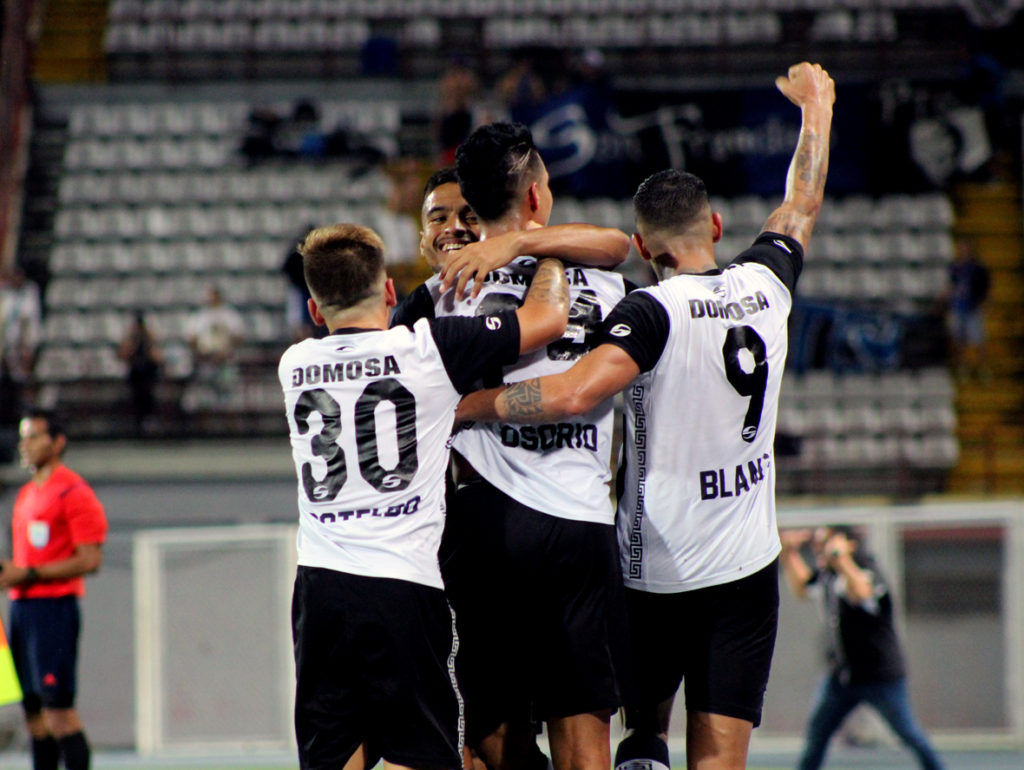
left=528, top=260, right=569, bottom=308
left=766, top=129, right=829, bottom=241
left=794, top=134, right=827, bottom=195
left=502, top=378, right=547, bottom=420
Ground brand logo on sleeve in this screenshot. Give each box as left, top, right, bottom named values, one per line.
left=773, top=239, right=792, bottom=254
left=485, top=316, right=502, bottom=331
left=609, top=323, right=632, bottom=337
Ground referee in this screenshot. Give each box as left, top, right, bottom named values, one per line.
left=1, top=409, right=108, bottom=770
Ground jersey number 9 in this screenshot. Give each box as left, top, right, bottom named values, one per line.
left=722, top=326, right=768, bottom=443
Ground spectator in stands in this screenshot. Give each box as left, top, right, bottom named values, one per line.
left=436, top=55, right=481, bottom=165
left=495, top=48, right=547, bottom=123
left=779, top=526, right=946, bottom=770
left=947, top=237, right=990, bottom=380
left=185, top=285, right=245, bottom=406
left=281, top=224, right=320, bottom=342
left=239, top=106, right=284, bottom=165
left=0, top=265, right=42, bottom=455
left=117, top=310, right=164, bottom=436
left=279, top=99, right=327, bottom=159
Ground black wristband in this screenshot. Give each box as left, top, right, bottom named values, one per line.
left=24, top=567, right=39, bottom=584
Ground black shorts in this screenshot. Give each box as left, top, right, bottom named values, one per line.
left=9, top=596, right=81, bottom=712
left=292, top=567, right=463, bottom=770
left=444, top=479, right=629, bottom=745
left=625, top=559, right=779, bottom=727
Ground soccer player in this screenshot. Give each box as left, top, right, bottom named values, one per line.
left=455, top=63, right=835, bottom=770
left=279, top=223, right=569, bottom=770
left=393, top=165, right=630, bottom=326
left=395, top=166, right=630, bottom=770
left=434, top=123, right=632, bottom=770
left=1, top=409, right=108, bottom=770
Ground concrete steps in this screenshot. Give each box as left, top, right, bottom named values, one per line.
left=948, top=180, right=1024, bottom=494
left=32, top=0, right=109, bottom=82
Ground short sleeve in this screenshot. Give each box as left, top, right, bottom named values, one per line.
left=732, top=232, right=804, bottom=296
left=428, top=310, right=521, bottom=393
left=390, top=284, right=436, bottom=328
left=592, top=292, right=671, bottom=373
left=63, top=483, right=108, bottom=546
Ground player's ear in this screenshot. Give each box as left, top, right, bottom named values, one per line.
left=633, top=233, right=652, bottom=262
left=527, top=182, right=540, bottom=213
left=307, top=297, right=326, bottom=327
left=711, top=211, right=723, bottom=243
left=384, top=277, right=398, bottom=309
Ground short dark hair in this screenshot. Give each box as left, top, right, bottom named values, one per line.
left=829, top=524, right=860, bottom=542
left=22, top=408, right=66, bottom=441
left=633, top=169, right=709, bottom=234
left=423, top=166, right=459, bottom=199
left=455, top=122, right=544, bottom=222
left=298, top=224, right=386, bottom=311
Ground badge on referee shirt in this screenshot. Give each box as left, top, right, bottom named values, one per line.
left=28, top=521, right=50, bottom=549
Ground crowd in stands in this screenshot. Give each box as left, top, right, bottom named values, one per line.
left=1, top=1, right=1018, bottom=501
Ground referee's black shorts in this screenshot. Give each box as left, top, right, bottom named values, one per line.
left=9, top=596, right=81, bottom=711
left=625, top=559, right=779, bottom=727
left=443, top=478, right=630, bottom=745
left=292, top=567, right=463, bottom=770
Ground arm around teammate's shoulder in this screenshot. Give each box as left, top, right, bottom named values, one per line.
left=515, top=257, right=570, bottom=354
left=456, top=343, right=640, bottom=425
left=517, top=223, right=631, bottom=269
left=441, top=224, right=630, bottom=299
left=500, top=344, right=641, bottom=423
left=759, top=62, right=835, bottom=253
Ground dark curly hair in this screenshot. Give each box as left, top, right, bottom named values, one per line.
left=455, top=122, right=544, bottom=223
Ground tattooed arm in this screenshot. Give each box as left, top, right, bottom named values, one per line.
left=760, top=62, right=835, bottom=251
left=455, top=343, right=640, bottom=424
left=514, top=257, right=570, bottom=354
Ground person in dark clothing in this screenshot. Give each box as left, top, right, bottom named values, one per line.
left=282, top=225, right=320, bottom=342
left=779, top=526, right=945, bottom=770
left=947, top=238, right=990, bottom=379
left=117, top=311, right=163, bottom=435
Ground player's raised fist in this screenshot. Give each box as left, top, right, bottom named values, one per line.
left=775, top=62, right=835, bottom=109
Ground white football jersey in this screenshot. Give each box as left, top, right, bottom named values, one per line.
left=603, top=234, right=802, bottom=592
left=279, top=314, right=519, bottom=588
left=445, top=257, right=628, bottom=524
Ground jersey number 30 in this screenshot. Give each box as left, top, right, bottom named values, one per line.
left=722, top=326, right=768, bottom=443
left=292, top=380, right=419, bottom=502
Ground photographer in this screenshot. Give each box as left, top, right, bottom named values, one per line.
left=779, top=525, right=945, bottom=770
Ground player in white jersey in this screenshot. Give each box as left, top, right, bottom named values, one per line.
left=279, top=223, right=569, bottom=770
left=456, top=63, right=835, bottom=770
left=391, top=166, right=631, bottom=770
left=392, top=166, right=629, bottom=327
left=431, top=122, right=631, bottom=770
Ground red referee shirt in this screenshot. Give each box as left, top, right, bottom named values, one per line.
left=10, top=464, right=108, bottom=600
